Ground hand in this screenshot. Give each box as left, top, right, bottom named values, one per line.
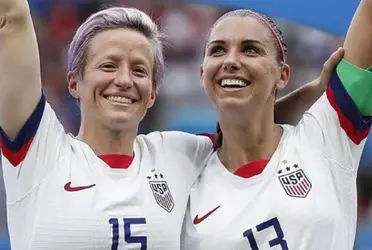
left=318, top=47, right=345, bottom=91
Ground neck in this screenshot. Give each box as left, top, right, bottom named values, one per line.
left=218, top=105, right=282, bottom=173
left=77, top=120, right=137, bottom=156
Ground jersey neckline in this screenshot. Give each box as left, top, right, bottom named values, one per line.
left=98, top=154, right=134, bottom=169
left=233, top=159, right=270, bottom=178
left=210, top=125, right=291, bottom=185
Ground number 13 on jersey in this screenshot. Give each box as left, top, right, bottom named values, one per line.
left=243, top=217, right=289, bottom=250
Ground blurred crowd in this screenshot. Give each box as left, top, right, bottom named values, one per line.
left=0, top=0, right=371, bottom=248
left=28, top=0, right=346, bottom=134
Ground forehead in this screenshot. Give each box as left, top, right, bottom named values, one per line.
left=87, top=28, right=154, bottom=65
left=209, top=16, right=271, bottom=45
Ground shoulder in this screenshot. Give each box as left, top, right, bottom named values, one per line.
left=279, top=124, right=296, bottom=139
left=135, top=131, right=215, bottom=163
left=138, top=131, right=215, bottom=147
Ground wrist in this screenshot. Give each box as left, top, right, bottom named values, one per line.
left=311, top=77, right=327, bottom=94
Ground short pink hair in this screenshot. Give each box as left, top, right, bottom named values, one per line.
left=67, top=7, right=165, bottom=89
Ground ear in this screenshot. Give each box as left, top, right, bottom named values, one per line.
left=276, top=63, right=290, bottom=90
left=67, top=71, right=80, bottom=99
left=200, top=64, right=204, bottom=87
left=147, top=89, right=157, bottom=109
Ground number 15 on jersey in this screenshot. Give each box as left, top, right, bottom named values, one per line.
left=109, top=217, right=147, bottom=250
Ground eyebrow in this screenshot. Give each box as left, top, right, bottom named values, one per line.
left=96, top=53, right=151, bottom=66
left=207, top=39, right=264, bottom=48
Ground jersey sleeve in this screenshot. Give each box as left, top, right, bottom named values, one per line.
left=297, top=64, right=372, bottom=172
left=159, top=131, right=214, bottom=174
left=0, top=94, right=68, bottom=202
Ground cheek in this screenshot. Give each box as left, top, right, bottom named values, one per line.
left=257, top=66, right=280, bottom=95
left=203, top=80, right=218, bottom=104
left=96, top=74, right=114, bottom=88
left=78, top=85, right=96, bottom=108
left=80, top=75, right=109, bottom=101
left=250, top=60, right=278, bottom=81
left=202, top=61, right=222, bottom=96
left=201, top=63, right=216, bottom=91
left=138, top=79, right=154, bottom=100
left=87, top=69, right=114, bottom=84
left=203, top=59, right=221, bottom=78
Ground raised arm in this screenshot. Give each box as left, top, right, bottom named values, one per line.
left=0, top=0, right=42, bottom=139
left=344, top=0, right=372, bottom=68
left=295, top=0, right=372, bottom=171
left=274, top=48, right=344, bottom=125
left=336, top=0, right=372, bottom=117
left=276, top=0, right=372, bottom=126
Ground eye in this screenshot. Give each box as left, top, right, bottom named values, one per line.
left=208, top=45, right=225, bottom=56
left=133, top=66, right=148, bottom=77
left=243, top=45, right=260, bottom=55
left=100, top=62, right=116, bottom=71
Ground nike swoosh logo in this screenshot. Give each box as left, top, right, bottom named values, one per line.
left=64, top=181, right=96, bottom=192
left=193, top=205, right=221, bottom=225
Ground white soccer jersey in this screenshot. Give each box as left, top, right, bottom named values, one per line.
left=0, top=95, right=214, bottom=250
left=182, top=71, right=372, bottom=250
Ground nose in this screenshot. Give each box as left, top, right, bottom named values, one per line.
left=223, top=51, right=241, bottom=72
left=114, top=67, right=133, bottom=89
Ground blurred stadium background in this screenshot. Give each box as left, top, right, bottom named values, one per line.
left=0, top=0, right=371, bottom=249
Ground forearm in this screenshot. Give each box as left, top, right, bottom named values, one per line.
left=0, top=0, right=41, bottom=139
left=274, top=79, right=325, bottom=125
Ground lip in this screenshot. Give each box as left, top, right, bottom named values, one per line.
left=217, top=76, right=252, bottom=91
left=105, top=99, right=134, bottom=106
left=103, top=94, right=139, bottom=102
left=217, top=75, right=250, bottom=84
left=217, top=76, right=251, bottom=89
left=217, top=86, right=249, bottom=92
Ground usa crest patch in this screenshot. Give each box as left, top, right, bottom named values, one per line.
left=278, top=161, right=312, bottom=198
left=147, top=169, right=174, bottom=213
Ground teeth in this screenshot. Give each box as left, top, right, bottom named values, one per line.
left=221, top=79, right=248, bottom=88
left=106, top=96, right=134, bottom=104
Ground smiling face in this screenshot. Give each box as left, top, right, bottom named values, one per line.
left=201, top=15, right=290, bottom=120
left=68, top=28, right=156, bottom=132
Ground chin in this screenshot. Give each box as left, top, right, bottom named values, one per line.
left=217, top=96, right=252, bottom=110
left=104, top=112, right=138, bottom=130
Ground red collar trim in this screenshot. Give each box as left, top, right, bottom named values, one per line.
left=233, top=159, right=270, bottom=178
left=98, top=154, right=134, bottom=169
